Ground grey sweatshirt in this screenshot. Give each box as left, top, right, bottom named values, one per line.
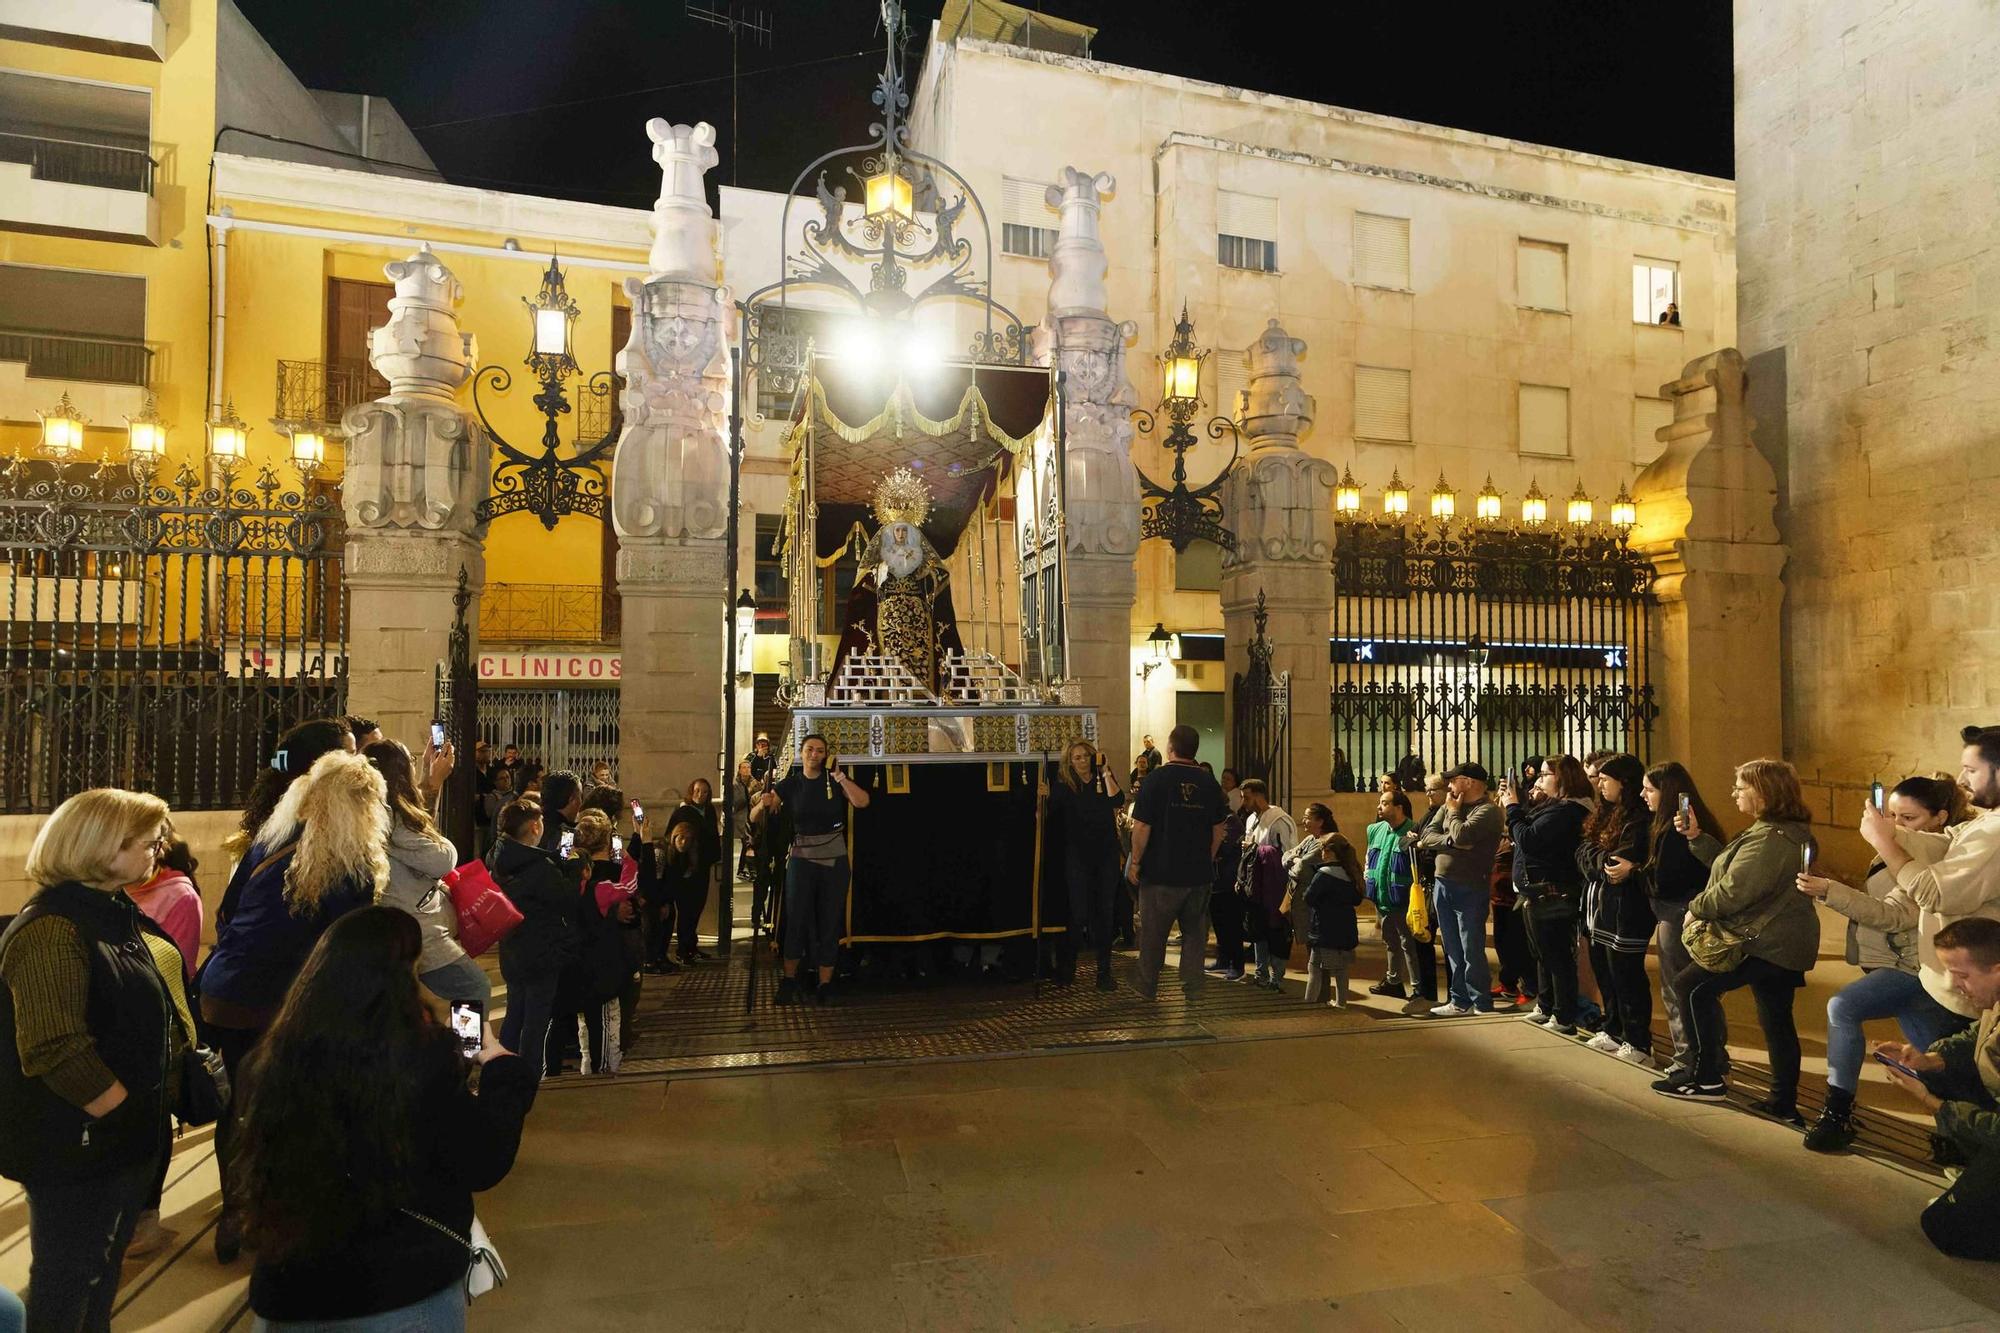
left=1418, top=798, right=1504, bottom=888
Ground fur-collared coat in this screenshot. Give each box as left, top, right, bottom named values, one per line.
left=200, top=751, right=390, bottom=1027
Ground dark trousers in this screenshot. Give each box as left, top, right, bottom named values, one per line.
left=1061, top=852, right=1118, bottom=978
left=1673, top=955, right=1804, bottom=1097
left=1607, top=947, right=1654, bottom=1052
left=1526, top=907, right=1579, bottom=1024
left=1210, top=888, right=1248, bottom=972
left=499, top=968, right=559, bottom=1081
left=1923, top=1148, right=2000, bottom=1261
left=783, top=856, right=849, bottom=970
left=1587, top=940, right=1622, bottom=1036
left=1493, top=899, right=1534, bottom=994
left=1113, top=880, right=1135, bottom=944
left=677, top=867, right=711, bottom=960
left=641, top=898, right=669, bottom=966
left=25, top=1150, right=159, bottom=1332
left=208, top=1022, right=264, bottom=1222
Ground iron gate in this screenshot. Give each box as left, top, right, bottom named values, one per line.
left=477, top=686, right=619, bottom=782
left=434, top=566, right=478, bottom=854
left=0, top=455, right=346, bottom=814
left=1329, top=519, right=1656, bottom=792
left=1232, top=590, right=1291, bottom=811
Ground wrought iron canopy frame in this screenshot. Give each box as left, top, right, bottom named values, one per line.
left=1130, top=305, right=1240, bottom=554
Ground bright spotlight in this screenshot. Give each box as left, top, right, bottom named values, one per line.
left=899, top=328, right=946, bottom=374
left=833, top=320, right=886, bottom=368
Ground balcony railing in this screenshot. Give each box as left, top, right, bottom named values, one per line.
left=0, top=131, right=154, bottom=194
left=275, top=358, right=384, bottom=425
left=479, top=583, right=618, bottom=644
left=574, top=374, right=622, bottom=445
left=0, top=327, right=151, bottom=386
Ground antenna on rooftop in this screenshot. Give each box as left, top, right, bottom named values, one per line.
left=686, top=1, right=774, bottom=188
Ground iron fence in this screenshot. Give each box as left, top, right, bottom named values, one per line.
left=1329, top=518, right=1656, bottom=792
left=0, top=328, right=152, bottom=387
left=0, top=130, right=154, bottom=193
left=0, top=454, right=346, bottom=814
left=477, top=686, right=619, bottom=782
left=1232, top=590, right=1291, bottom=812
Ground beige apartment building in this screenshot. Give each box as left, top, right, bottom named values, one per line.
left=902, top=16, right=1735, bottom=751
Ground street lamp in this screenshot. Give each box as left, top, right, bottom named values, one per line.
left=1131, top=303, right=1240, bottom=553
left=1476, top=475, right=1502, bottom=523
left=288, top=425, right=329, bottom=478
left=1383, top=469, right=1409, bottom=517
left=1335, top=466, right=1361, bottom=515
left=1610, top=483, right=1637, bottom=530
left=1138, top=622, right=1176, bottom=680
left=1521, top=478, right=1548, bottom=526
left=207, top=398, right=250, bottom=468
left=863, top=155, right=915, bottom=225
left=125, top=393, right=167, bottom=474
left=38, top=392, right=86, bottom=460
left=1566, top=481, right=1594, bottom=527
left=734, top=588, right=757, bottom=681
left=1428, top=472, right=1456, bottom=521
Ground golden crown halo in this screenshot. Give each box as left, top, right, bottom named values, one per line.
left=870, top=466, right=932, bottom=528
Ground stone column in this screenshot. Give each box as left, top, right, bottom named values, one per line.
left=340, top=245, right=488, bottom=747
left=1219, top=320, right=1334, bottom=811
left=611, top=120, right=731, bottom=822
left=1632, top=347, right=1786, bottom=815
left=1039, top=167, right=1142, bottom=772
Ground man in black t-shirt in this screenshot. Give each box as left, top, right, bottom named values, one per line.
left=1127, top=725, right=1229, bottom=1002
left=758, top=733, right=871, bottom=1006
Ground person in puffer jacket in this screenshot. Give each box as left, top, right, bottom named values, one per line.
left=363, top=741, right=486, bottom=1011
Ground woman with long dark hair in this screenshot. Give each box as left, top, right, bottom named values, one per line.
left=1637, top=761, right=1725, bottom=1077
left=1505, top=755, right=1593, bottom=1033
left=1043, top=739, right=1126, bottom=990
left=1654, top=759, right=1820, bottom=1118
left=1581, top=754, right=1659, bottom=1066
left=364, top=741, right=486, bottom=1011
left=202, top=741, right=386, bottom=1264
left=664, top=778, right=721, bottom=966
left=233, top=907, right=535, bottom=1329
left=1797, top=774, right=1986, bottom=1152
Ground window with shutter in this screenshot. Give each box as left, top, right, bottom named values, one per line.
left=1632, top=395, right=1674, bottom=466
left=1633, top=259, right=1679, bottom=323
left=1518, top=384, right=1570, bottom=457
left=1217, top=190, right=1277, bottom=272
left=324, top=277, right=392, bottom=417
left=1214, top=350, right=1247, bottom=421
left=1353, top=213, right=1411, bottom=290
left=1001, top=176, right=1058, bottom=259
left=1517, top=240, right=1568, bottom=311
left=1354, top=366, right=1411, bottom=442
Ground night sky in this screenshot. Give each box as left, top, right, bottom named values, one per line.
left=232, top=1, right=1735, bottom=207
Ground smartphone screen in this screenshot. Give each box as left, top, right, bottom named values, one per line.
left=631, top=800, right=644, bottom=822
left=1802, top=841, right=1816, bottom=871
left=1871, top=781, right=1886, bottom=809
left=612, top=834, right=623, bottom=856
left=450, top=1001, right=482, bottom=1059
left=430, top=721, right=446, bottom=749
left=1872, top=1050, right=1921, bottom=1079
left=1678, top=793, right=1692, bottom=816
left=559, top=830, right=575, bottom=856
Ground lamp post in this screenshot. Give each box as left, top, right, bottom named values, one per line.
left=1476, top=475, right=1502, bottom=523
left=124, top=393, right=167, bottom=481
left=473, top=254, right=617, bottom=531
left=1428, top=472, right=1456, bottom=521
left=1566, top=481, right=1594, bottom=527
left=1138, top=621, right=1175, bottom=680
left=1335, top=466, right=1361, bottom=515
left=1610, top=483, right=1637, bottom=530
left=38, top=392, right=86, bottom=461
left=1130, top=304, right=1240, bottom=553
left=734, top=587, right=757, bottom=682
left=207, top=399, right=250, bottom=484
left=1521, top=478, right=1548, bottom=527
left=1382, top=469, right=1409, bottom=517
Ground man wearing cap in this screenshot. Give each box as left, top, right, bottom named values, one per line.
left=1416, top=761, right=1506, bottom=1015
left=747, top=733, right=776, bottom=785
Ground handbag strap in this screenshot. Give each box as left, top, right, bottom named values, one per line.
left=398, top=1206, right=473, bottom=1256
left=248, top=841, right=300, bottom=884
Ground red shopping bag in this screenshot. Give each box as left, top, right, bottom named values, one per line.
left=445, top=859, right=523, bottom=959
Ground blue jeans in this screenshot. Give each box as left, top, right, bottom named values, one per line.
left=420, top=955, right=492, bottom=1011
left=1825, top=967, right=1971, bottom=1092
left=252, top=1280, right=466, bottom=1331
left=498, top=969, right=559, bottom=1082
left=1434, top=878, right=1492, bottom=1010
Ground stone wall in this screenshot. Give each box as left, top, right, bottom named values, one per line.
left=1736, top=1, right=2000, bottom=802
left=0, top=809, right=242, bottom=939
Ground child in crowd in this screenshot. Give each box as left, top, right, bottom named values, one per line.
left=1304, top=832, right=1366, bottom=1009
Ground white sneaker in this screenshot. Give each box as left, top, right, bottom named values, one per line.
left=1521, top=1009, right=1552, bottom=1026
left=1327, top=998, right=1347, bottom=1010
left=1429, top=1002, right=1474, bottom=1017
left=1615, top=1043, right=1655, bottom=1068
left=1585, top=1031, right=1623, bottom=1054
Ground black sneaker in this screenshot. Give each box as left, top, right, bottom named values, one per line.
left=1368, top=981, right=1406, bottom=998
left=214, top=1207, right=242, bottom=1265
left=1095, top=972, right=1116, bottom=993
left=1652, top=1074, right=1727, bottom=1102
left=1747, top=1095, right=1804, bottom=1127
left=815, top=982, right=836, bottom=1007
left=775, top=976, right=800, bottom=1006
left=1803, top=1106, right=1858, bottom=1153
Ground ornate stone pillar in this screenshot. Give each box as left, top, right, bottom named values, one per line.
left=611, top=120, right=731, bottom=823
left=340, top=245, right=488, bottom=747
left=1632, top=348, right=1786, bottom=815
left=1220, top=320, right=1334, bottom=810
left=1038, top=167, right=1142, bottom=772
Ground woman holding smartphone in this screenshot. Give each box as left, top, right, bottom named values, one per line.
left=1796, top=774, right=1983, bottom=1152
left=1635, top=762, right=1725, bottom=1077
left=1653, top=758, right=1819, bottom=1120
left=1042, top=740, right=1126, bottom=990
left=1584, top=754, right=1664, bottom=1067
left=232, top=907, right=536, bottom=1330
left=364, top=742, right=487, bottom=1013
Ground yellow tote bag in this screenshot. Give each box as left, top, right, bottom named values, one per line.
left=1406, top=883, right=1434, bottom=944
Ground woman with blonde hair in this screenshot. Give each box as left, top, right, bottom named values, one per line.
left=1041, top=738, right=1126, bottom=990
left=1654, top=758, right=1819, bottom=1120
left=201, top=748, right=390, bottom=1263
left=0, top=788, right=184, bottom=1329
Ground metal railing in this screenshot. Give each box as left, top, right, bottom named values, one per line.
left=0, top=130, right=154, bottom=194
left=275, top=358, right=381, bottom=426
left=478, top=582, right=617, bottom=644
left=574, top=374, right=622, bottom=445
left=0, top=328, right=152, bottom=387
